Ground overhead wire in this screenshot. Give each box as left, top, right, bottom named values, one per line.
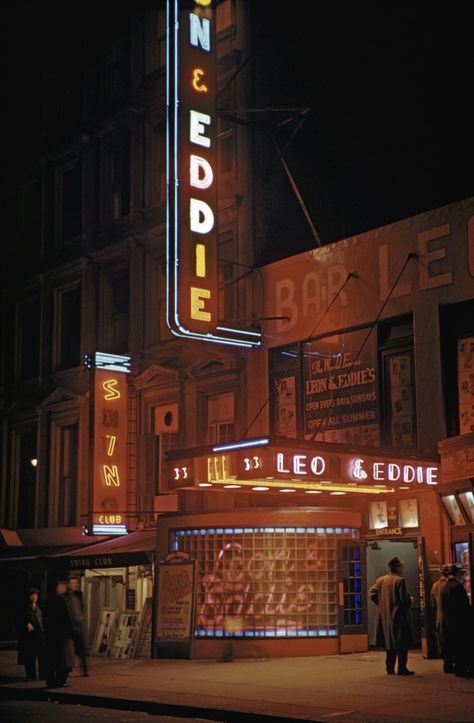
left=309, top=252, right=419, bottom=441
left=241, top=270, right=358, bottom=439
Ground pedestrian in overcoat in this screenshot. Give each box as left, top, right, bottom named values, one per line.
left=66, top=575, right=89, bottom=676
left=430, top=563, right=452, bottom=672
left=44, top=580, right=76, bottom=687
left=369, top=556, right=414, bottom=675
left=439, top=564, right=474, bottom=678
left=17, top=588, right=45, bottom=681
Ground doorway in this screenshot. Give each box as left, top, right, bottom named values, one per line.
left=366, top=539, right=421, bottom=647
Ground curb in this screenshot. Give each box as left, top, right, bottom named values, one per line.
left=0, top=685, right=322, bottom=723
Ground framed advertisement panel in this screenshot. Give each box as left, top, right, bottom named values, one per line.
left=154, top=556, right=196, bottom=658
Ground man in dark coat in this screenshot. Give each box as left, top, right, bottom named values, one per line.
left=44, top=580, right=76, bottom=688
left=369, top=556, right=414, bottom=675
left=439, top=564, right=474, bottom=678
left=66, top=576, right=89, bottom=676
left=17, top=588, right=45, bottom=681
left=430, top=563, right=452, bottom=672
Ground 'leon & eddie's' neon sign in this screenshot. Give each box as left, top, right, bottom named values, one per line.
left=165, top=0, right=261, bottom=348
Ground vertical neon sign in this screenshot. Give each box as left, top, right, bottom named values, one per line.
left=166, top=0, right=261, bottom=348
left=86, top=353, right=130, bottom=535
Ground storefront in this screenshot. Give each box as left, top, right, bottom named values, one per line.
left=158, top=437, right=440, bottom=658
left=438, top=432, right=474, bottom=602
left=47, top=529, right=155, bottom=658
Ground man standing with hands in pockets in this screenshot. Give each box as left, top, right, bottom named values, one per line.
left=369, top=556, right=414, bottom=676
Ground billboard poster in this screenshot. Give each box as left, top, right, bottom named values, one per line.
left=155, top=556, right=196, bottom=658
left=303, top=329, right=379, bottom=444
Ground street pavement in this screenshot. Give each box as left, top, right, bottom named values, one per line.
left=1, top=648, right=474, bottom=723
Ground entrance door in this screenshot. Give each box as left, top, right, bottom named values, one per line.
left=338, top=540, right=368, bottom=653
left=366, top=539, right=420, bottom=647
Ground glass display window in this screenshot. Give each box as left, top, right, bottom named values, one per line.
left=441, top=494, right=466, bottom=525
left=398, top=498, right=419, bottom=528
left=454, top=541, right=471, bottom=602
left=458, top=491, right=474, bottom=523
left=170, top=526, right=358, bottom=639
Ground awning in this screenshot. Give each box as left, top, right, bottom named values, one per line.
left=46, top=529, right=157, bottom=570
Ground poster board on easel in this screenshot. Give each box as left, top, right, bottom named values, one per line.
left=154, top=552, right=196, bottom=659
left=91, top=607, right=118, bottom=656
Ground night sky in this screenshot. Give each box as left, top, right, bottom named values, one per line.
left=3, top=3, right=474, bottom=264
left=251, top=3, right=474, bottom=261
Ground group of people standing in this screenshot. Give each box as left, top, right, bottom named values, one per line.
left=369, top=556, right=474, bottom=678
left=17, top=576, right=88, bottom=687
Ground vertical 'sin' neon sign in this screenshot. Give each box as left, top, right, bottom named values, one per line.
left=165, top=0, right=261, bottom=347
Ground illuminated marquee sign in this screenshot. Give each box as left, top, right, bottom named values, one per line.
left=87, top=353, right=130, bottom=535
left=166, top=438, right=439, bottom=492
left=165, top=0, right=261, bottom=348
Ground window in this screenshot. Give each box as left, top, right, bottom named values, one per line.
left=304, top=328, right=379, bottom=445
left=379, top=316, right=416, bottom=448
left=171, top=526, right=357, bottom=638
left=269, top=345, right=300, bottom=439
left=17, top=428, right=37, bottom=529
left=17, top=297, right=40, bottom=380
left=458, top=337, right=474, bottom=434
left=217, top=0, right=234, bottom=34
left=57, top=424, right=78, bottom=527
left=440, top=299, right=474, bottom=437
left=341, top=544, right=363, bottom=627
left=102, top=271, right=129, bottom=354
left=109, top=136, right=131, bottom=221
left=146, top=7, right=166, bottom=72
left=97, top=133, right=131, bottom=227
left=458, top=491, right=474, bottom=523
left=57, top=285, right=81, bottom=370
left=218, top=86, right=235, bottom=174
left=208, top=392, right=235, bottom=444
left=57, top=162, right=83, bottom=242
left=441, top=494, right=466, bottom=526
left=218, top=230, right=236, bottom=322
left=19, top=181, right=42, bottom=254
left=100, top=17, right=131, bottom=99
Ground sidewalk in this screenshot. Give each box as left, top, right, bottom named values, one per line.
left=1, top=648, right=474, bottom=723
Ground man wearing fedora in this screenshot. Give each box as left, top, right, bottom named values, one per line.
left=369, top=556, right=414, bottom=675
left=430, top=563, right=453, bottom=672
left=439, top=564, right=474, bottom=678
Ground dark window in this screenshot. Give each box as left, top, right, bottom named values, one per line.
left=19, top=183, right=42, bottom=254
left=379, top=316, right=416, bottom=448
left=58, top=424, right=78, bottom=527
left=218, top=86, right=234, bottom=174
left=101, top=19, right=131, bottom=100
left=18, top=298, right=40, bottom=380
left=17, top=429, right=37, bottom=529
left=111, top=139, right=131, bottom=220
left=59, top=286, right=81, bottom=369
left=60, top=163, right=83, bottom=241
left=108, top=272, right=129, bottom=353
left=218, top=231, right=235, bottom=322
